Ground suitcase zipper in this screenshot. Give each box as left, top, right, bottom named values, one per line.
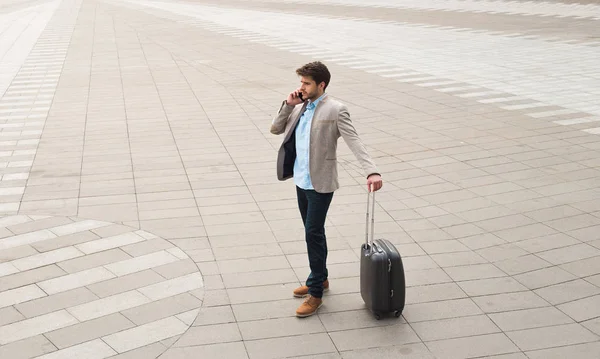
left=388, top=259, right=391, bottom=272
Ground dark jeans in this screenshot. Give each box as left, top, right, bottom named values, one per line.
left=296, top=186, right=334, bottom=298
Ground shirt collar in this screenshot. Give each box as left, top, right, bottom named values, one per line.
left=307, top=92, right=326, bottom=109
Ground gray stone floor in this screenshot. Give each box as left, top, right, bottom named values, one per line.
left=1, top=0, right=600, bottom=358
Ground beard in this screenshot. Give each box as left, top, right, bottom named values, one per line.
left=305, top=90, right=320, bottom=101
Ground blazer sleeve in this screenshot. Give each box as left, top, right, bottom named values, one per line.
left=337, top=105, right=380, bottom=178
left=270, top=100, right=295, bottom=135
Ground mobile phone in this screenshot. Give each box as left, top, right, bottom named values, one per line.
left=298, top=92, right=304, bottom=101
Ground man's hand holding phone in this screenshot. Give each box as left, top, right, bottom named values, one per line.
left=286, top=89, right=305, bottom=106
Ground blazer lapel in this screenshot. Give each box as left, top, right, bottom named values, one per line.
left=283, top=102, right=309, bottom=142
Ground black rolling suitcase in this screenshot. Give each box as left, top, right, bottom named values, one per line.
left=360, top=187, right=406, bottom=320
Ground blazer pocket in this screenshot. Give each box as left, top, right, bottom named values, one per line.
left=315, top=120, right=336, bottom=125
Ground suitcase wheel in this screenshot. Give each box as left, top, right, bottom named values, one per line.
left=394, top=311, right=401, bottom=318
left=373, top=312, right=382, bottom=320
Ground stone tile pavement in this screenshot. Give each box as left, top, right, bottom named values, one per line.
left=1, top=0, right=600, bottom=358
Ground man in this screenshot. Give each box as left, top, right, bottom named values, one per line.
left=271, top=61, right=383, bottom=318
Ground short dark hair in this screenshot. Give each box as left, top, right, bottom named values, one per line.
left=296, top=61, right=331, bottom=90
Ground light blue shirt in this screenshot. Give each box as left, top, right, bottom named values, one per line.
left=294, top=93, right=326, bottom=190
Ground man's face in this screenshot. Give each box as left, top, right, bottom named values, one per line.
left=299, top=76, right=324, bottom=101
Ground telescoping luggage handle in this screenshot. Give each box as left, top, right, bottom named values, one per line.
left=365, top=184, right=376, bottom=246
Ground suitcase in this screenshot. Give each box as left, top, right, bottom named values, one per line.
left=360, top=187, right=406, bottom=320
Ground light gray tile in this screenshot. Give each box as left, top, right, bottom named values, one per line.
left=560, top=256, right=600, bottom=277
left=515, top=266, right=577, bottom=290
left=217, top=256, right=290, bottom=274
left=32, top=230, right=100, bottom=253
left=193, top=305, right=236, bottom=326
left=227, top=282, right=298, bottom=305
left=91, top=224, right=136, bottom=238
left=340, top=343, right=435, bottom=359
left=38, top=267, right=115, bottom=295
left=534, top=279, right=600, bottom=305
left=458, top=276, right=528, bottom=296
left=0, top=229, right=57, bottom=251
left=525, top=341, right=600, bottom=359
left=329, top=324, right=420, bottom=351
left=489, top=306, right=574, bottom=331
left=583, top=317, right=600, bottom=336
left=104, top=250, right=180, bottom=276
left=7, top=217, right=72, bottom=235
left=87, top=269, right=164, bottom=298
left=419, top=240, right=469, bottom=254
left=426, top=333, right=519, bottom=359
left=545, top=214, right=600, bottom=232
left=406, top=282, right=467, bottom=304
left=231, top=298, right=299, bottom=322
left=483, top=353, right=528, bottom=359
left=411, top=315, right=500, bottom=341
left=160, top=342, right=248, bottom=359
left=473, top=291, right=549, bottom=314
left=57, top=248, right=131, bottom=273
left=122, top=292, right=202, bottom=325
left=15, top=287, right=98, bottom=318
left=103, top=316, right=188, bottom=354
left=0, top=306, right=24, bottom=326
left=0, top=245, right=38, bottom=263
left=476, top=244, right=529, bottom=262
left=0, top=265, right=66, bottom=292
left=444, top=263, right=506, bottom=281
left=515, top=233, right=580, bottom=254
left=536, top=243, right=600, bottom=265
left=174, top=323, right=241, bottom=347
left=106, top=342, right=166, bottom=359
left=245, top=333, right=336, bottom=359
left=120, top=238, right=174, bottom=257
left=507, top=323, right=598, bottom=351
left=405, top=268, right=453, bottom=287
left=403, top=298, right=483, bottom=322
left=557, top=294, right=600, bottom=322
left=0, top=310, right=78, bottom=345
left=287, top=353, right=341, bottom=359
left=75, top=232, right=146, bottom=254
left=319, top=309, right=395, bottom=332
left=202, top=289, right=229, bottom=307
left=0, top=284, right=46, bottom=309
left=402, top=255, right=439, bottom=271
left=495, top=255, right=552, bottom=276
left=67, top=290, right=150, bottom=322
left=36, top=339, right=117, bottom=359
left=151, top=258, right=198, bottom=279
left=137, top=272, right=202, bottom=300
left=430, top=251, right=488, bottom=267
left=494, top=223, right=558, bottom=242
left=0, top=335, right=57, bottom=359
left=238, top=316, right=325, bottom=340
left=45, top=313, right=135, bottom=349
left=12, top=247, right=84, bottom=271
left=222, top=268, right=298, bottom=288
left=50, top=220, right=111, bottom=236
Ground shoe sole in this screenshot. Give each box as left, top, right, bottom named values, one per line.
left=293, top=288, right=329, bottom=298
left=296, top=302, right=323, bottom=318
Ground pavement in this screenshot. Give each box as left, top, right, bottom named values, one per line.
left=1, top=0, right=600, bottom=358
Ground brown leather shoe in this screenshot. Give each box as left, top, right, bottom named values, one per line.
left=293, top=279, right=329, bottom=298
left=296, top=295, right=323, bottom=317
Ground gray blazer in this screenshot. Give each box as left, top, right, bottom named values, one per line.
left=270, top=94, right=379, bottom=193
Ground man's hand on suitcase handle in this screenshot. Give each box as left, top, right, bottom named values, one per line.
left=367, top=174, right=383, bottom=192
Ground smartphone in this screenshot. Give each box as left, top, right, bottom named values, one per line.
left=298, top=92, right=304, bottom=101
